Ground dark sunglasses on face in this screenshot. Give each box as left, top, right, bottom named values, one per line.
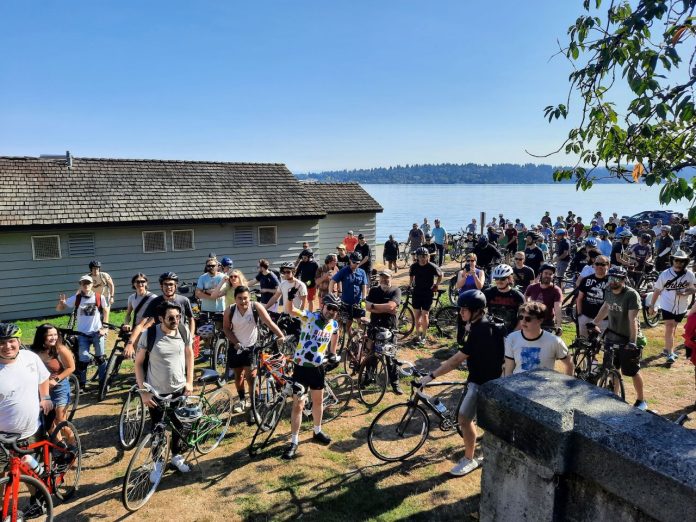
left=206, top=265, right=217, bottom=269
left=594, top=263, right=609, bottom=267
left=281, top=270, right=292, bottom=274
left=514, top=257, right=524, bottom=261
left=135, top=280, right=147, bottom=284
left=166, top=315, right=181, bottom=322
left=325, top=305, right=339, bottom=312
left=518, top=315, right=536, bottom=322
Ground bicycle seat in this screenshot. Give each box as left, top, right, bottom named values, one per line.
left=196, top=368, right=221, bottom=385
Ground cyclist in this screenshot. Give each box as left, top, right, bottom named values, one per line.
left=523, top=232, right=544, bottom=276
left=605, top=217, right=618, bottom=238
left=503, top=222, right=518, bottom=259
left=406, top=223, right=425, bottom=262
left=315, top=254, right=339, bottom=302
left=455, top=254, right=486, bottom=293
left=249, top=259, right=280, bottom=309
left=466, top=218, right=477, bottom=234
left=89, top=260, right=115, bottom=309
left=589, top=266, right=647, bottom=409
left=329, top=252, right=368, bottom=333
left=423, top=234, right=438, bottom=264
left=484, top=264, right=525, bottom=333
left=572, top=217, right=585, bottom=240
left=420, top=218, right=432, bottom=236
left=473, top=235, right=502, bottom=275
left=654, top=226, right=674, bottom=271
left=282, top=294, right=340, bottom=460
left=649, top=250, right=696, bottom=363
left=503, top=302, right=572, bottom=376
left=383, top=234, right=400, bottom=272
left=610, top=230, right=634, bottom=268
left=265, top=262, right=308, bottom=314
left=354, top=234, right=372, bottom=279
left=123, top=273, right=155, bottom=331
left=597, top=229, right=613, bottom=257
left=196, top=256, right=226, bottom=312
left=432, top=219, right=447, bottom=266
left=336, top=244, right=350, bottom=267
left=540, top=211, right=552, bottom=228
left=576, top=255, right=610, bottom=337
left=627, top=233, right=654, bottom=285
left=56, top=274, right=110, bottom=389
left=418, top=290, right=504, bottom=476
left=296, top=250, right=320, bottom=312
left=524, top=263, right=562, bottom=332
left=615, top=217, right=630, bottom=237
left=671, top=215, right=685, bottom=251
left=343, top=231, right=358, bottom=253
left=553, top=229, right=571, bottom=281
left=512, top=252, right=535, bottom=293
left=135, top=302, right=194, bottom=477
left=220, top=256, right=234, bottom=273
left=594, top=211, right=605, bottom=228
left=409, top=247, right=443, bottom=346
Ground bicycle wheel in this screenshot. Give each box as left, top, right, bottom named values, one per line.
left=99, top=347, right=123, bottom=401
left=397, top=305, right=415, bottom=340
left=367, top=403, right=430, bottom=462
left=210, top=337, right=229, bottom=382
left=397, top=249, right=409, bottom=269
left=66, top=374, right=80, bottom=421
left=434, top=306, right=459, bottom=339
left=357, top=355, right=388, bottom=408
left=597, top=370, right=626, bottom=400
left=122, top=429, right=171, bottom=512
left=448, top=278, right=458, bottom=305
left=196, top=387, right=234, bottom=454
left=643, top=306, right=661, bottom=327
left=0, top=474, right=54, bottom=522
left=571, top=343, right=593, bottom=381
left=118, top=387, right=147, bottom=450
left=322, top=373, right=353, bottom=422
left=249, top=395, right=287, bottom=457
left=49, top=420, right=82, bottom=501
left=341, top=336, right=361, bottom=375
left=251, top=371, right=282, bottom=428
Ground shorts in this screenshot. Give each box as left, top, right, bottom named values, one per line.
left=227, top=346, right=254, bottom=369
left=661, top=309, right=686, bottom=323
left=412, top=292, right=434, bottom=311
left=50, top=378, right=71, bottom=407
left=458, top=382, right=479, bottom=420
left=292, top=364, right=325, bottom=391
left=611, top=342, right=642, bottom=377
left=384, top=254, right=397, bottom=262
left=307, top=287, right=317, bottom=302
left=0, top=432, right=41, bottom=472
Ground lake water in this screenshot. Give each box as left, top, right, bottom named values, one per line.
left=361, top=183, right=687, bottom=243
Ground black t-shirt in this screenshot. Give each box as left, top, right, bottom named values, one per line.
left=459, top=317, right=505, bottom=385
left=384, top=240, right=399, bottom=259
left=483, top=287, right=525, bottom=333
left=255, top=272, right=280, bottom=303
left=513, top=265, right=535, bottom=292
left=555, top=238, right=570, bottom=259
left=424, top=242, right=437, bottom=262
left=524, top=246, right=544, bottom=275
left=296, top=260, right=320, bottom=288
left=367, top=286, right=402, bottom=329
left=354, top=243, right=372, bottom=272
left=144, top=294, right=194, bottom=325
left=475, top=243, right=502, bottom=268
left=409, top=262, right=443, bottom=294
left=605, top=222, right=617, bottom=234
left=578, top=274, right=608, bottom=319
left=671, top=223, right=684, bottom=240
left=610, top=242, right=626, bottom=266
left=337, top=254, right=350, bottom=268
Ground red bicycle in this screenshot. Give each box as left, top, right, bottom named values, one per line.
left=0, top=421, right=82, bottom=522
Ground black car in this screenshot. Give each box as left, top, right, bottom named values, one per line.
left=623, top=210, right=684, bottom=231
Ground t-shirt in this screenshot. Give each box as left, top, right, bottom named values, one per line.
left=91, top=271, right=114, bottom=301
left=459, top=318, right=505, bottom=385
left=279, top=278, right=308, bottom=310
left=504, top=330, right=568, bottom=374
left=0, top=350, right=50, bottom=439
left=144, top=295, right=195, bottom=326
left=432, top=226, right=447, bottom=245
left=65, top=292, right=108, bottom=334
left=655, top=268, right=696, bottom=314
left=524, top=283, right=562, bottom=325
left=577, top=275, right=608, bottom=319
left=629, top=243, right=653, bottom=269
left=409, top=261, right=442, bottom=294
left=293, top=309, right=339, bottom=367
left=598, top=239, right=613, bottom=257
left=671, top=223, right=684, bottom=240
left=420, top=223, right=432, bottom=236
left=254, top=272, right=280, bottom=304
left=655, top=235, right=674, bottom=258
left=524, top=246, right=544, bottom=275
left=555, top=238, right=570, bottom=259
left=408, top=228, right=424, bottom=249
left=367, top=286, right=401, bottom=330
left=424, top=242, right=437, bottom=263
left=483, top=287, right=525, bottom=333
left=383, top=239, right=399, bottom=259
left=610, top=242, right=628, bottom=266
left=316, top=264, right=338, bottom=296
left=296, top=260, right=320, bottom=289
left=573, top=223, right=585, bottom=238
left=127, top=292, right=156, bottom=327
left=343, top=236, right=359, bottom=253
left=605, top=222, right=617, bottom=234
left=138, top=324, right=189, bottom=394
left=604, top=287, right=641, bottom=343
left=513, top=265, right=535, bottom=292
left=332, top=266, right=368, bottom=305
left=354, top=243, right=372, bottom=273
left=197, top=273, right=226, bottom=312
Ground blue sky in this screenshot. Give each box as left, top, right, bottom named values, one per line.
left=1, top=1, right=589, bottom=172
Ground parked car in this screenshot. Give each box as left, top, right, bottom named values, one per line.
left=623, top=210, right=684, bottom=231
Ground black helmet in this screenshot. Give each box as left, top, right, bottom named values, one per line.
left=300, top=249, right=313, bottom=258
left=322, top=294, right=342, bottom=308
left=280, top=261, right=295, bottom=271
left=457, top=289, right=486, bottom=310
left=89, top=260, right=102, bottom=269
left=0, top=322, right=22, bottom=340
left=607, top=266, right=628, bottom=278
left=159, top=271, right=179, bottom=284
left=477, top=235, right=488, bottom=245
left=640, top=233, right=652, bottom=242
left=414, top=247, right=429, bottom=256
left=349, top=252, right=363, bottom=263
left=539, top=262, right=556, bottom=274
left=424, top=233, right=432, bottom=239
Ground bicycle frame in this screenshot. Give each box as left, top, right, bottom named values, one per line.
left=1, top=436, right=70, bottom=498
left=151, top=393, right=222, bottom=449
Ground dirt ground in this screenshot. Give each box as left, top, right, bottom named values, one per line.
left=52, top=260, right=696, bottom=521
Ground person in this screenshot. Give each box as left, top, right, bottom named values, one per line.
left=455, top=253, right=486, bottom=293
left=680, top=301, right=696, bottom=401
left=484, top=264, right=525, bottom=333
left=576, top=248, right=603, bottom=282
left=383, top=235, right=400, bottom=272
left=409, top=247, right=443, bottom=346
left=406, top=223, right=425, bottom=261
left=343, top=231, right=359, bottom=253
left=611, top=230, right=634, bottom=269
left=294, top=242, right=311, bottom=267
left=56, top=274, right=110, bottom=388
left=649, top=250, right=696, bottom=363
left=89, top=260, right=115, bottom=308
left=504, top=222, right=518, bottom=259
left=418, top=290, right=504, bottom=476
left=354, top=234, right=372, bottom=279
left=196, top=256, right=226, bottom=312
left=432, top=218, right=447, bottom=266
left=553, top=229, right=571, bottom=281
left=487, top=226, right=500, bottom=246
left=615, top=217, right=630, bottom=237
left=336, top=244, right=350, bottom=267
left=627, top=233, right=654, bottom=286
left=512, top=252, right=535, bottom=292
left=473, top=235, right=502, bottom=273
left=365, top=269, right=403, bottom=394
left=212, top=269, right=248, bottom=307
left=652, top=219, right=664, bottom=237
left=315, top=254, right=339, bottom=301
left=466, top=219, right=477, bottom=234
left=282, top=294, right=341, bottom=460
left=329, top=252, right=368, bottom=333
left=296, top=250, right=320, bottom=312
left=524, top=263, right=563, bottom=331
left=589, top=266, right=647, bottom=410
left=223, top=285, right=286, bottom=416
left=554, top=216, right=565, bottom=230
left=605, top=216, right=618, bottom=238
left=540, top=211, right=552, bottom=227
left=0, top=323, right=53, bottom=477
left=576, top=255, right=610, bottom=337
left=123, top=273, right=156, bottom=331
left=671, top=215, right=685, bottom=252
left=654, top=226, right=674, bottom=271
left=594, top=211, right=605, bottom=228
left=30, top=324, right=75, bottom=434
left=135, top=301, right=194, bottom=476
left=220, top=256, right=234, bottom=275
left=503, top=301, right=573, bottom=376
left=420, top=218, right=431, bottom=237
left=249, top=259, right=280, bottom=308
left=523, top=232, right=544, bottom=276
left=597, top=229, right=613, bottom=257
left=423, top=234, right=437, bottom=264
left=571, top=238, right=598, bottom=276
left=265, top=262, right=308, bottom=313
left=573, top=217, right=585, bottom=240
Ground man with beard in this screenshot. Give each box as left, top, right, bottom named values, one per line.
left=484, top=264, right=525, bottom=333
left=524, top=263, right=563, bottom=332
left=523, top=232, right=544, bottom=277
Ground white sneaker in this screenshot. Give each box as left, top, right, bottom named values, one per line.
left=233, top=400, right=244, bottom=413
left=171, top=454, right=190, bottom=473
left=449, top=457, right=479, bottom=476
left=149, top=460, right=164, bottom=483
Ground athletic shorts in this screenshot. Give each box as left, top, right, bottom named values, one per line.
left=292, top=364, right=325, bottom=391
left=307, top=287, right=317, bottom=302
left=412, top=292, right=434, bottom=311
left=661, top=309, right=686, bottom=323
left=458, top=382, right=479, bottom=420
left=50, top=378, right=71, bottom=407
left=227, top=346, right=254, bottom=369
left=611, top=342, right=642, bottom=377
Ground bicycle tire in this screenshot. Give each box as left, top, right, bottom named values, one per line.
left=248, top=395, right=287, bottom=457
left=0, top=474, right=54, bottom=522
left=98, top=347, right=123, bottom=401
left=357, top=355, right=388, bottom=408
left=49, top=420, right=82, bottom=501
left=66, top=374, right=80, bottom=422
left=448, top=277, right=458, bottom=305
left=196, top=387, right=233, bottom=454
left=643, top=306, right=661, bottom=328
left=341, top=336, right=361, bottom=375
left=571, top=343, right=593, bottom=381
left=251, top=370, right=282, bottom=428
left=597, top=370, right=626, bottom=400
left=322, top=373, right=353, bottom=422
left=397, top=305, right=415, bottom=340
left=434, top=306, right=459, bottom=339
left=367, top=403, right=430, bottom=462
left=210, top=337, right=229, bottom=383
left=118, top=387, right=147, bottom=450
left=122, top=429, right=171, bottom=512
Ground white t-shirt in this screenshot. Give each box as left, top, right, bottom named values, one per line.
left=0, top=350, right=50, bottom=438
left=127, top=292, right=155, bottom=326
left=504, top=330, right=568, bottom=374
left=279, top=279, right=307, bottom=311
left=65, top=292, right=108, bottom=334
left=655, top=268, right=696, bottom=314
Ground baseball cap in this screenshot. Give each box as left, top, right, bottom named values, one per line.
left=348, top=230, right=354, bottom=234
left=378, top=269, right=393, bottom=277
left=80, top=275, right=93, bottom=283
left=358, top=233, right=365, bottom=239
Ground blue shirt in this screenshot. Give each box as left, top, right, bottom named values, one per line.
left=598, top=239, right=613, bottom=257
left=616, top=225, right=629, bottom=236
left=332, top=266, right=368, bottom=305
left=432, top=226, right=447, bottom=245
left=197, top=273, right=225, bottom=312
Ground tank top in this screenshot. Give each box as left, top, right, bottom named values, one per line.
left=42, top=351, right=64, bottom=378
left=232, top=303, right=259, bottom=348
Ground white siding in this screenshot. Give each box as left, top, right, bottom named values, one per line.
left=317, top=212, right=377, bottom=259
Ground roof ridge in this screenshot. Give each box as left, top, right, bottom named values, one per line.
left=0, top=156, right=287, bottom=167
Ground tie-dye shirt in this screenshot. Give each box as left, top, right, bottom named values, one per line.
left=293, top=310, right=339, bottom=367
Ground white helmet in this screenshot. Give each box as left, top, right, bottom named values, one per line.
left=492, top=264, right=514, bottom=279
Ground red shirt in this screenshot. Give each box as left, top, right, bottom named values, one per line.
left=343, top=236, right=359, bottom=253
left=573, top=223, right=584, bottom=238
left=524, top=283, right=562, bottom=325
left=682, top=312, right=696, bottom=365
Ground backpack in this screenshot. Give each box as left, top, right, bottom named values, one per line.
left=69, top=292, right=103, bottom=329
left=143, top=323, right=190, bottom=380
left=229, top=302, right=260, bottom=324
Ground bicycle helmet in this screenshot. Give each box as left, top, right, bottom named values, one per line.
left=492, top=264, right=514, bottom=279
left=618, top=230, right=633, bottom=239
left=670, top=249, right=690, bottom=261
left=300, top=249, right=313, bottom=258
left=220, top=257, right=234, bottom=268
left=661, top=225, right=671, bottom=232
left=556, top=228, right=567, bottom=236
left=539, top=262, right=556, bottom=274
left=0, top=322, right=22, bottom=340
left=414, top=247, right=429, bottom=257
left=640, top=233, right=652, bottom=242
left=598, top=229, right=608, bottom=237
left=607, top=266, right=628, bottom=279
left=174, top=402, right=203, bottom=425
left=159, top=271, right=179, bottom=284
left=322, top=294, right=342, bottom=308
left=89, top=260, right=102, bottom=269
left=584, top=237, right=598, bottom=247
left=349, top=251, right=363, bottom=262
left=424, top=233, right=432, bottom=239
left=280, top=261, right=295, bottom=271
left=457, top=289, right=487, bottom=310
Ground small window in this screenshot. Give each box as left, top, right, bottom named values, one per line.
left=142, top=231, right=167, bottom=253
left=32, top=235, right=61, bottom=260
left=172, top=229, right=195, bottom=251
left=234, top=227, right=254, bottom=247
left=68, top=233, right=95, bottom=257
left=258, top=226, right=277, bottom=246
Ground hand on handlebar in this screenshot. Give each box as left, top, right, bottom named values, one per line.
left=418, top=373, right=433, bottom=387
left=140, top=391, right=156, bottom=408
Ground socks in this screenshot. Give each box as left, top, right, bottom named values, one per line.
left=313, top=425, right=322, bottom=435
left=238, top=389, right=245, bottom=401
left=291, top=433, right=299, bottom=445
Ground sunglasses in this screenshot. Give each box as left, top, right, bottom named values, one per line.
left=594, top=263, right=609, bottom=267
left=230, top=275, right=240, bottom=278
left=281, top=270, right=292, bottom=274
left=206, top=265, right=217, bottom=269
left=514, top=257, right=524, bottom=261
left=517, top=315, right=537, bottom=322
left=325, top=305, right=339, bottom=312
left=134, top=280, right=147, bottom=284
left=494, top=277, right=508, bottom=282
left=166, top=315, right=181, bottom=322
left=80, top=281, right=92, bottom=285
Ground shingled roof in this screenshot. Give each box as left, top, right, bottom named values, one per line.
left=301, top=182, right=383, bottom=215
left=0, top=156, right=327, bottom=228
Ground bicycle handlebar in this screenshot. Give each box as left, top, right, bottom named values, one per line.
left=137, top=382, right=185, bottom=404
left=0, top=433, right=35, bottom=455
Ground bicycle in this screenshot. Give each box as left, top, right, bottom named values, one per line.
left=397, top=242, right=411, bottom=269
left=571, top=331, right=626, bottom=400
left=121, top=379, right=233, bottom=512
left=197, top=312, right=228, bottom=382
left=398, top=287, right=459, bottom=340
left=0, top=420, right=82, bottom=522
left=367, top=368, right=467, bottom=462
left=57, top=326, right=114, bottom=396
left=250, top=343, right=294, bottom=428
left=355, top=326, right=399, bottom=407
left=98, top=323, right=133, bottom=401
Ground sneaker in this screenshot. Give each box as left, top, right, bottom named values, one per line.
left=171, top=454, right=190, bottom=473
left=634, top=400, right=648, bottom=411
left=312, top=431, right=332, bottom=445
left=282, top=443, right=298, bottom=460
left=22, top=497, right=47, bottom=519
left=667, top=353, right=678, bottom=364
left=417, top=336, right=426, bottom=346
left=149, top=460, right=164, bottom=483
left=661, top=349, right=670, bottom=357
left=233, top=400, right=244, bottom=413
left=391, top=383, right=404, bottom=396
left=449, top=457, right=480, bottom=476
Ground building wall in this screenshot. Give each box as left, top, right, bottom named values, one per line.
left=0, top=218, right=319, bottom=320
left=316, top=212, right=377, bottom=258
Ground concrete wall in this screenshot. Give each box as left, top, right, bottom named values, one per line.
left=0, top=218, right=319, bottom=320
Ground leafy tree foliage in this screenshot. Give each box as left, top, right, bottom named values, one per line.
left=546, top=0, right=696, bottom=220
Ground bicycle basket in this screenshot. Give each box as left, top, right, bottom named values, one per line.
left=197, top=323, right=215, bottom=339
